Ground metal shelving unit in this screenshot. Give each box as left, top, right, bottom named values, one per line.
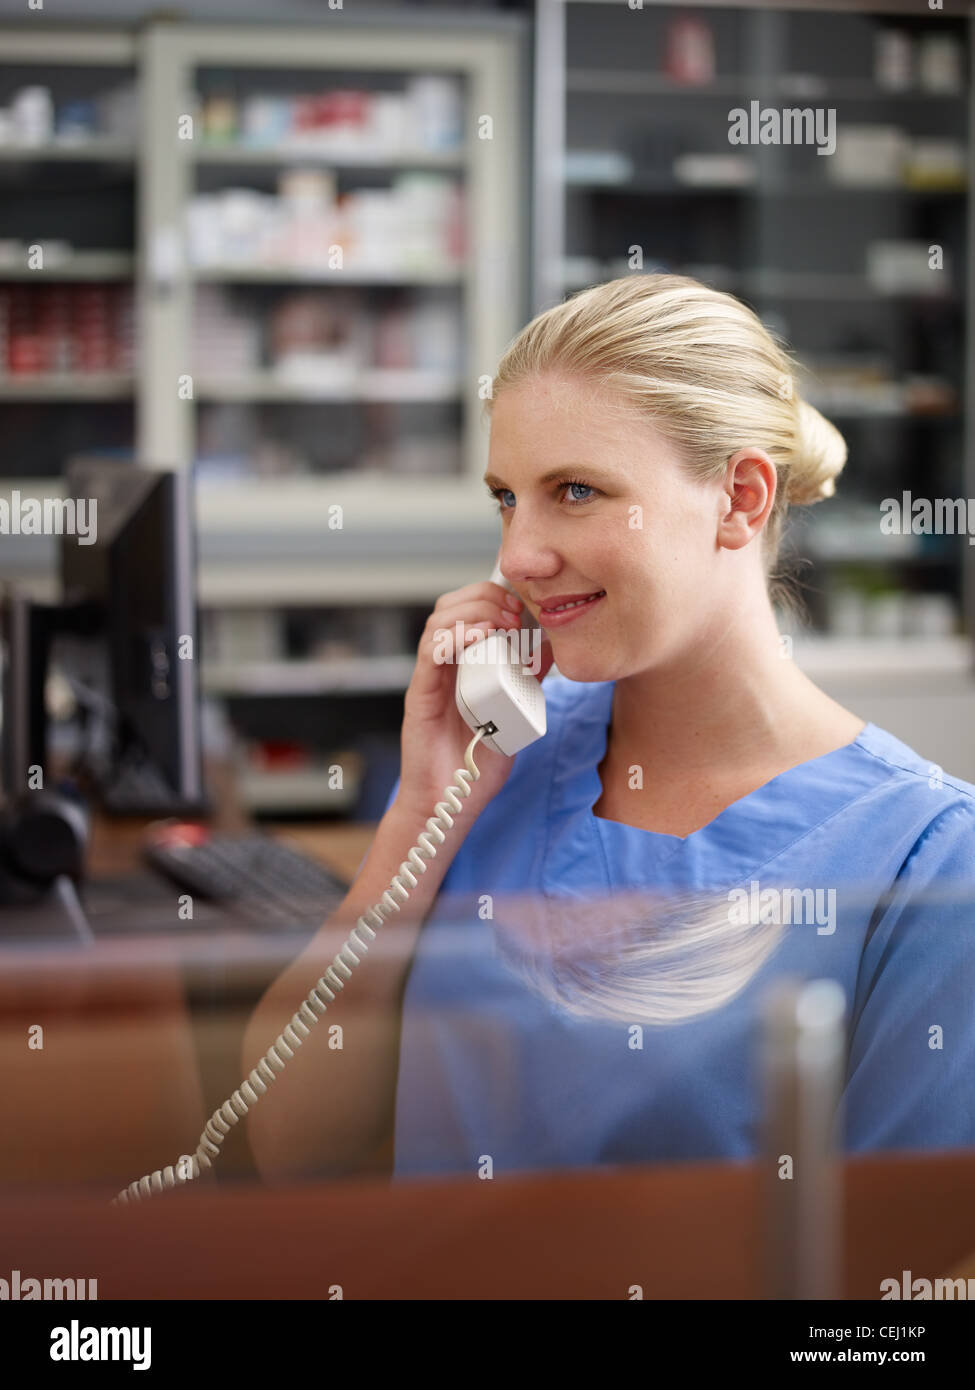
left=0, top=14, right=530, bottom=814
left=533, top=0, right=975, bottom=701
left=137, top=20, right=525, bottom=502
left=0, top=26, right=139, bottom=472
left=0, top=14, right=528, bottom=538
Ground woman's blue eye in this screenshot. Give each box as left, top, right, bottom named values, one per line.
left=487, top=480, right=597, bottom=513
left=565, top=482, right=594, bottom=503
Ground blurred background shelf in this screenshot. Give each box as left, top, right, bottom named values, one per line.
left=565, top=70, right=969, bottom=102
left=202, top=655, right=418, bottom=697
left=0, top=373, right=134, bottom=399
left=0, top=139, right=136, bottom=163
left=235, top=766, right=360, bottom=815
left=792, top=635, right=971, bottom=681
left=0, top=250, right=134, bottom=279
left=194, top=368, right=462, bottom=401
left=190, top=265, right=466, bottom=284
left=193, top=144, right=465, bottom=169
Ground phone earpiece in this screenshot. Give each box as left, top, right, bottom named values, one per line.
left=488, top=560, right=516, bottom=595
left=455, top=631, right=546, bottom=756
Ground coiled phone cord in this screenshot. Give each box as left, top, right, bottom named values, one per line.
left=112, top=724, right=494, bottom=1206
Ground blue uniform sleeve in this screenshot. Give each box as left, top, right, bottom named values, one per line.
left=350, top=775, right=402, bottom=880
left=382, top=775, right=401, bottom=818
left=843, top=799, right=975, bottom=1154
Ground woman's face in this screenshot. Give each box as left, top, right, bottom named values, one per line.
left=486, top=372, right=747, bottom=683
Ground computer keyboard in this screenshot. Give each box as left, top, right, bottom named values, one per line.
left=142, top=822, right=351, bottom=932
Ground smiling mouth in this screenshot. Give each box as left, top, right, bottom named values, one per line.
left=540, top=590, right=606, bottom=614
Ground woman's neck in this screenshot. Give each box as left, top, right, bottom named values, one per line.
left=605, top=614, right=863, bottom=786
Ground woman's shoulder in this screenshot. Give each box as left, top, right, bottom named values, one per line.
left=853, top=720, right=975, bottom=811
left=847, top=722, right=975, bottom=879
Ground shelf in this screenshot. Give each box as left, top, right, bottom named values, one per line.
left=195, top=368, right=462, bottom=402
left=191, top=263, right=464, bottom=285
left=798, top=513, right=965, bottom=563
left=194, top=473, right=489, bottom=524
left=567, top=72, right=753, bottom=98
left=202, top=655, right=416, bottom=696
left=564, top=172, right=967, bottom=197
left=0, top=29, right=137, bottom=64
left=0, top=373, right=134, bottom=399
left=203, top=642, right=974, bottom=700
left=807, top=551, right=960, bottom=567
left=0, top=140, right=135, bottom=163
left=730, top=270, right=957, bottom=303
left=566, top=70, right=967, bottom=103
left=792, top=636, right=973, bottom=682
left=561, top=264, right=960, bottom=305
left=236, top=767, right=359, bottom=813
left=197, top=561, right=492, bottom=607
left=776, top=182, right=967, bottom=197
left=746, top=282, right=958, bottom=305
left=194, top=143, right=464, bottom=170
left=0, top=251, right=135, bottom=281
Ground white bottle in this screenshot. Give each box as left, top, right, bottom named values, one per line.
left=11, top=86, right=53, bottom=145
left=918, top=35, right=963, bottom=94
left=874, top=30, right=913, bottom=92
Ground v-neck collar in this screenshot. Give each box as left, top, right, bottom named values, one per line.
left=546, top=678, right=883, bottom=886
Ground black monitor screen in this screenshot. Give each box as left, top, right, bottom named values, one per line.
left=59, top=460, right=204, bottom=815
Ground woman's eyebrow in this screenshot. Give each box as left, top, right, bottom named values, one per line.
left=483, top=466, right=618, bottom=489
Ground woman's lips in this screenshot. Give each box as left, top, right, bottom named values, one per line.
left=538, top=590, right=606, bottom=628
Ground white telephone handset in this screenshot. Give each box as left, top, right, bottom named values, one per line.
left=113, top=559, right=546, bottom=1206
left=454, top=561, right=547, bottom=757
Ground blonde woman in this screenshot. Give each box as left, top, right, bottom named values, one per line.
left=244, top=274, right=975, bottom=1184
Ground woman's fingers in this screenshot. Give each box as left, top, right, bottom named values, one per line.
left=419, top=601, right=522, bottom=659
left=430, top=580, right=521, bottom=615
left=407, top=603, right=532, bottom=712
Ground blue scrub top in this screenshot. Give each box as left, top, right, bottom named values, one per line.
left=379, top=675, right=975, bottom=1180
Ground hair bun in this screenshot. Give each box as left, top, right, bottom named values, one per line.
left=789, top=399, right=847, bottom=505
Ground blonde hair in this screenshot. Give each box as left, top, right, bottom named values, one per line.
left=483, top=272, right=847, bottom=619
left=485, top=883, right=789, bottom=1027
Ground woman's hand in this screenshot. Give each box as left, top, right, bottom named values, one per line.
left=394, top=580, right=554, bottom=830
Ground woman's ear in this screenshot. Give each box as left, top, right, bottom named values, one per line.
left=718, top=448, right=776, bottom=551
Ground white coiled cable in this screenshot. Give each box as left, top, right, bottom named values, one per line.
left=112, top=724, right=494, bottom=1206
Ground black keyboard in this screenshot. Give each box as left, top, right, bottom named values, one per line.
left=142, top=823, right=351, bottom=932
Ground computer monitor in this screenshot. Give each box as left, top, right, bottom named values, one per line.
left=52, top=457, right=207, bottom=815
left=0, top=455, right=208, bottom=822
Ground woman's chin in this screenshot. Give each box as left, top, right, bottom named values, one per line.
left=546, top=650, right=606, bottom=683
